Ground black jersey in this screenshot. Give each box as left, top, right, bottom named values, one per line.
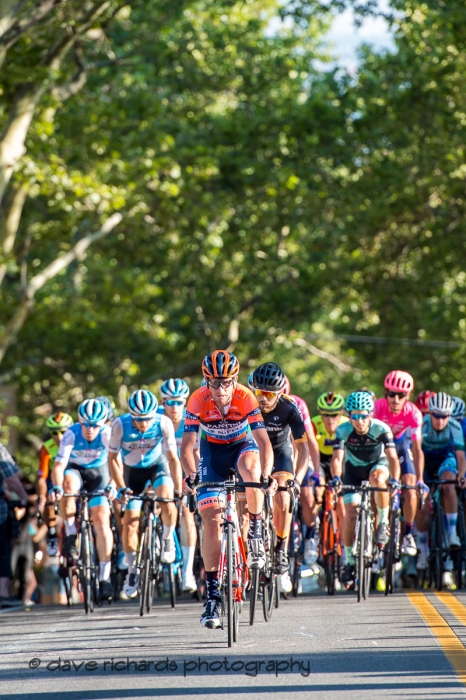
left=262, top=395, right=306, bottom=451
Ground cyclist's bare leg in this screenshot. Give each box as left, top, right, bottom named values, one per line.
left=343, top=503, right=358, bottom=547
left=272, top=474, right=292, bottom=543
left=156, top=482, right=177, bottom=530
left=90, top=503, right=113, bottom=564
left=237, top=452, right=264, bottom=516
left=200, top=504, right=223, bottom=571
left=441, top=470, right=458, bottom=514
left=237, top=497, right=249, bottom=544
left=180, top=503, right=197, bottom=547
left=369, top=470, right=389, bottom=509
left=60, top=473, right=79, bottom=520
left=300, top=486, right=314, bottom=531
left=402, top=473, right=417, bottom=523
left=122, top=508, right=140, bottom=553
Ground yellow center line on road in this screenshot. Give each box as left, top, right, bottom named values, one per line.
left=406, top=591, right=466, bottom=685
left=436, top=591, right=466, bottom=626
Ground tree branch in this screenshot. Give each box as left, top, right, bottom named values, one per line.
left=0, top=212, right=122, bottom=365
left=292, top=337, right=354, bottom=373
left=0, top=0, right=62, bottom=69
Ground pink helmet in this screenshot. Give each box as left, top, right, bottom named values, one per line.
left=384, top=370, right=414, bottom=393
left=283, top=375, right=291, bottom=394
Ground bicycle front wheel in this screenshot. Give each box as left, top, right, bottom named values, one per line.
left=140, top=519, right=153, bottom=616
left=81, top=526, right=93, bottom=614
left=168, top=564, right=176, bottom=609
left=227, top=524, right=235, bottom=647
left=357, top=509, right=366, bottom=603
left=385, top=510, right=398, bottom=595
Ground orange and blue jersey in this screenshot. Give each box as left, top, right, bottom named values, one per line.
left=184, top=384, right=264, bottom=444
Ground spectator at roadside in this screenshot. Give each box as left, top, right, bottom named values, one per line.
left=0, top=441, right=28, bottom=608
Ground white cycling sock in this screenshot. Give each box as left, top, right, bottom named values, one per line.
left=417, top=531, right=428, bottom=553
left=377, top=506, right=389, bottom=526
left=446, top=513, right=458, bottom=535
left=182, top=545, right=195, bottom=577
left=126, top=551, right=137, bottom=574
left=163, top=523, right=176, bottom=541
left=99, top=561, right=111, bottom=581
left=64, top=518, right=77, bottom=536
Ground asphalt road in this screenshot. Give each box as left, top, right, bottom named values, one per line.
left=2, top=588, right=466, bottom=699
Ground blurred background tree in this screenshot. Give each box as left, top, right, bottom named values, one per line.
left=0, top=0, right=465, bottom=474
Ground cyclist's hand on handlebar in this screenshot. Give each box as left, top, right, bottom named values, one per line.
left=287, top=478, right=301, bottom=500
left=182, top=473, right=199, bottom=496
left=311, top=473, right=321, bottom=489
left=117, top=487, right=132, bottom=504
left=104, top=483, right=117, bottom=501
left=458, top=475, right=466, bottom=489
left=388, top=478, right=401, bottom=491
left=48, top=485, right=63, bottom=502
left=261, top=474, right=278, bottom=495
left=328, top=476, right=341, bottom=491
left=416, top=480, right=429, bottom=495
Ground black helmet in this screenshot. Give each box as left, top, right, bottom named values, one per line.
left=252, top=362, right=286, bottom=392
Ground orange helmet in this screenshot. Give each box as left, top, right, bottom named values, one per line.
left=202, top=350, right=239, bottom=379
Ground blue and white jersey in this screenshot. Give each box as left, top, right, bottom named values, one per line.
left=56, top=423, right=111, bottom=470
left=422, top=415, right=464, bottom=455
left=109, top=412, right=176, bottom=469
left=157, top=406, right=185, bottom=455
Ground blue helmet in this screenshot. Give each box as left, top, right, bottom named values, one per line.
left=452, top=396, right=465, bottom=420
left=128, top=389, right=158, bottom=417
left=95, top=395, right=115, bottom=421
left=78, top=399, right=108, bottom=425
left=345, top=391, right=374, bottom=414
left=160, top=378, right=189, bottom=401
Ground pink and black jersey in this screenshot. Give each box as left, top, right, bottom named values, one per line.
left=373, top=398, right=423, bottom=442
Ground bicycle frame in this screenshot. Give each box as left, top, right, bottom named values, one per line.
left=218, top=478, right=248, bottom=606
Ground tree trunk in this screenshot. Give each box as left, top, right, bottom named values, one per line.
left=0, top=82, right=45, bottom=205
left=0, top=182, right=28, bottom=286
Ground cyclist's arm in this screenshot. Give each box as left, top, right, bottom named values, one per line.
left=167, top=448, right=182, bottom=493
left=294, top=439, right=310, bottom=484
left=385, top=446, right=401, bottom=481
left=331, top=448, right=344, bottom=478
left=251, top=426, right=274, bottom=478
left=37, top=476, right=48, bottom=506
left=180, top=431, right=198, bottom=477
left=108, top=451, right=126, bottom=490
left=456, top=449, right=466, bottom=483
left=411, top=438, right=424, bottom=481
left=51, top=430, right=73, bottom=488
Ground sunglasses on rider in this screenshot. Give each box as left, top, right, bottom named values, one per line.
left=81, top=421, right=101, bottom=428
left=253, top=389, right=280, bottom=399
left=51, top=430, right=66, bottom=436
left=208, top=379, right=235, bottom=390
left=431, top=412, right=450, bottom=420
left=320, top=412, right=341, bottom=418
left=164, top=399, right=185, bottom=406
left=387, top=391, right=408, bottom=399
left=349, top=412, right=371, bottom=421
left=132, top=416, right=154, bottom=423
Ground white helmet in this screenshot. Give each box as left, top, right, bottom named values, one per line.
left=452, top=396, right=465, bottom=420
left=428, top=392, right=454, bottom=417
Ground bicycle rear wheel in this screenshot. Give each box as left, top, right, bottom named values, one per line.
left=262, top=518, right=275, bottom=621
left=385, top=510, right=398, bottom=595
left=434, top=506, right=445, bottom=591
left=325, top=513, right=337, bottom=596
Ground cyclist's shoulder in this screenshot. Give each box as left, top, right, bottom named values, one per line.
left=335, top=421, right=352, bottom=438
left=311, top=414, right=324, bottom=430
left=449, top=417, right=464, bottom=437
left=280, top=394, right=302, bottom=415
left=369, top=418, right=393, bottom=436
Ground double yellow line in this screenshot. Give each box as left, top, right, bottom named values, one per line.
left=407, top=591, right=466, bottom=684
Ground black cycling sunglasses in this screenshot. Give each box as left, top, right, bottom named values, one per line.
left=387, top=391, right=408, bottom=399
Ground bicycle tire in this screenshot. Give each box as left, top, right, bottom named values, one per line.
left=262, top=518, right=275, bottom=621
left=434, top=505, right=444, bottom=591
left=456, top=504, right=466, bottom=589
left=249, top=568, right=259, bottom=626
left=89, top=531, right=100, bottom=608
left=364, top=520, right=372, bottom=600
left=168, top=564, right=176, bottom=608
left=357, top=509, right=365, bottom=603
left=81, top=526, right=93, bottom=614
left=64, top=567, right=73, bottom=606
left=140, top=519, right=153, bottom=616
left=233, top=599, right=239, bottom=642
left=227, top=523, right=235, bottom=647
left=325, top=512, right=336, bottom=596
left=385, top=510, right=398, bottom=595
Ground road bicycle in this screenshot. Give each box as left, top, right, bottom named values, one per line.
left=342, top=482, right=388, bottom=602
left=426, top=479, right=458, bottom=591
left=319, top=483, right=342, bottom=596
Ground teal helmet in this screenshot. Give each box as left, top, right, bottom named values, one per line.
left=345, top=391, right=374, bottom=414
